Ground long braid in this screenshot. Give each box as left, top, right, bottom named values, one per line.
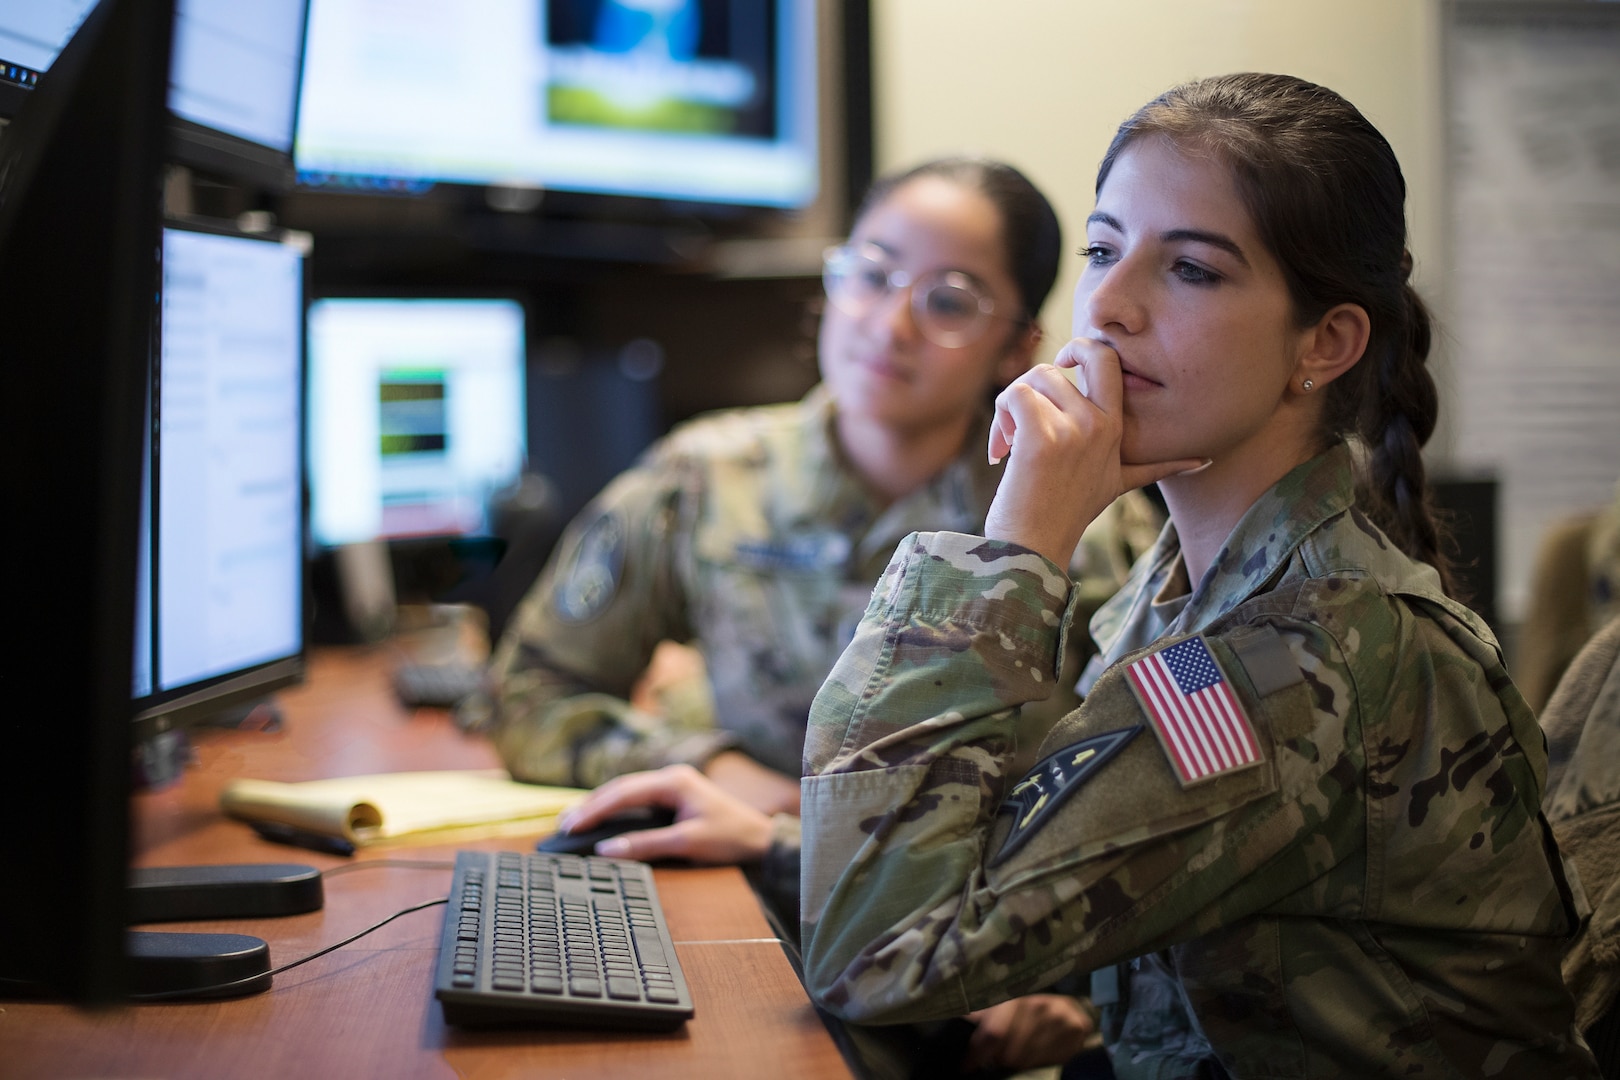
left=1357, top=282, right=1458, bottom=596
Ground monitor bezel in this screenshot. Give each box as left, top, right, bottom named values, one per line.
left=132, top=215, right=311, bottom=743
left=1, top=1, right=309, bottom=187
left=163, top=0, right=310, bottom=190
left=303, top=288, right=532, bottom=551
left=290, top=0, right=823, bottom=218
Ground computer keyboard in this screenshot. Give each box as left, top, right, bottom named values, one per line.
left=393, top=661, right=484, bottom=708
left=434, top=849, right=694, bottom=1030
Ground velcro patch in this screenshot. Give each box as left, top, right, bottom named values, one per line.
left=990, top=726, right=1142, bottom=866
left=1229, top=625, right=1303, bottom=698
left=1125, top=635, right=1263, bottom=788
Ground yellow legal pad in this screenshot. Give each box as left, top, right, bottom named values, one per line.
left=221, top=770, right=588, bottom=847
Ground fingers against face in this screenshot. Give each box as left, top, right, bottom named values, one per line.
left=1058, top=337, right=1122, bottom=420
left=990, top=339, right=1122, bottom=463
left=983, top=340, right=1131, bottom=565
left=989, top=338, right=1206, bottom=518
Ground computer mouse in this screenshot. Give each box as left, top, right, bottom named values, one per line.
left=535, top=805, right=678, bottom=856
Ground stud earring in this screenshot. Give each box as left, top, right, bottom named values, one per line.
left=1301, top=379, right=1315, bottom=391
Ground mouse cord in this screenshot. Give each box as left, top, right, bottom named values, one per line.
left=127, top=895, right=450, bottom=1002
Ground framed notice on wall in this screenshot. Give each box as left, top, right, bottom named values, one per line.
left=1444, top=0, right=1620, bottom=623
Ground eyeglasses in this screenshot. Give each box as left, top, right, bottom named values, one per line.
left=821, top=244, right=1018, bottom=348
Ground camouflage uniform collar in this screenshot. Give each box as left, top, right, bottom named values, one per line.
left=1184, top=442, right=1358, bottom=626
left=806, top=383, right=1002, bottom=564
left=1089, top=444, right=1357, bottom=668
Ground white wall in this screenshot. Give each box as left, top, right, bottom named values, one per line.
left=870, top=0, right=1446, bottom=380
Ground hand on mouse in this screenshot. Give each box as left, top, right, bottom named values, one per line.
left=556, top=764, right=776, bottom=865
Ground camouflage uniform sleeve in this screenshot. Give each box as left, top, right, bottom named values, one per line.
left=799, top=531, right=1356, bottom=1025
left=485, top=448, right=733, bottom=788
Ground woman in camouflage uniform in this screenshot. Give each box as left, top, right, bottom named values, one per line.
left=491, top=155, right=1138, bottom=1071
left=792, top=74, right=1602, bottom=1078
left=483, top=155, right=1076, bottom=807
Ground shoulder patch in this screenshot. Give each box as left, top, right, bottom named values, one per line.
left=554, top=512, right=627, bottom=623
left=1125, top=635, right=1263, bottom=788
left=1228, top=625, right=1303, bottom=698
left=990, top=726, right=1141, bottom=867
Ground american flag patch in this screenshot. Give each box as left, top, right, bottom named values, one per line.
left=1126, top=636, right=1261, bottom=787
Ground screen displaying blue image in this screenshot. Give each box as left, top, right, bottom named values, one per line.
left=295, top=0, right=817, bottom=208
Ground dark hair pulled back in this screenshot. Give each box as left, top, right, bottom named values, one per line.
left=1096, top=72, right=1456, bottom=595
left=855, top=156, right=1063, bottom=325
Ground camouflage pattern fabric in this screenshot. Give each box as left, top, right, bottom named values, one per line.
left=799, top=443, right=1600, bottom=1078
left=1590, top=481, right=1620, bottom=637
left=484, top=383, right=1157, bottom=789
left=1541, top=614, right=1620, bottom=1034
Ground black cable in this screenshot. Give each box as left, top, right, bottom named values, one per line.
left=127, top=895, right=450, bottom=1002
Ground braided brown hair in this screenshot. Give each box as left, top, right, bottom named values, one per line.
left=1095, top=73, right=1457, bottom=595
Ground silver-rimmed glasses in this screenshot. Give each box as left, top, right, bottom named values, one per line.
left=822, top=244, right=1018, bottom=348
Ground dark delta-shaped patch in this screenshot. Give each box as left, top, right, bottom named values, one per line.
left=965, top=539, right=1018, bottom=564
left=1242, top=546, right=1270, bottom=578
left=989, top=727, right=1142, bottom=866
left=894, top=620, right=979, bottom=656
left=857, top=791, right=944, bottom=836
left=989, top=933, right=1028, bottom=970
left=1325, top=754, right=1358, bottom=797
left=1450, top=736, right=1505, bottom=792
left=1301, top=668, right=1338, bottom=714
left=1384, top=1017, right=1434, bottom=1054
left=861, top=738, right=929, bottom=769
left=1079, top=876, right=1134, bottom=933
left=1367, top=736, right=1413, bottom=800
left=1484, top=766, right=1515, bottom=808
left=1349, top=507, right=1390, bottom=550
left=1409, top=731, right=1491, bottom=826
left=1208, top=963, right=1285, bottom=1025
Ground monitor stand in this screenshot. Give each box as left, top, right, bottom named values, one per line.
left=128, top=930, right=272, bottom=999
left=126, top=863, right=324, bottom=999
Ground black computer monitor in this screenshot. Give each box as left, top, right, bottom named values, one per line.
left=305, top=297, right=528, bottom=548
left=294, top=0, right=819, bottom=209
left=0, top=3, right=91, bottom=118
left=0, top=0, right=308, bottom=187
left=0, top=0, right=176, bottom=1005
left=165, top=0, right=310, bottom=189
left=132, top=220, right=308, bottom=744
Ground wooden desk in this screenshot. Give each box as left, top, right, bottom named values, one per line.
left=0, top=648, right=852, bottom=1080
